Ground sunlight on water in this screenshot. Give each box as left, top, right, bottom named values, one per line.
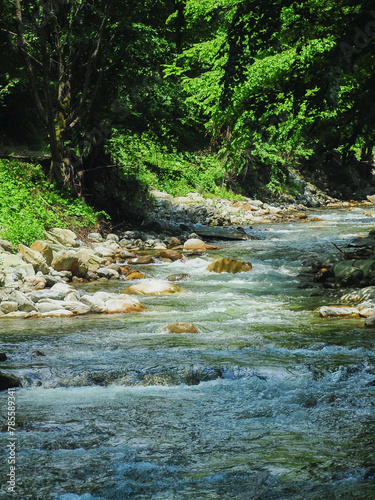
left=1, top=208, right=375, bottom=499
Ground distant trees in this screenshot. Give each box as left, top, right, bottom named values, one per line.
left=166, top=0, right=375, bottom=192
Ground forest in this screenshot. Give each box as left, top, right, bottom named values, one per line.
left=1, top=0, right=375, bottom=235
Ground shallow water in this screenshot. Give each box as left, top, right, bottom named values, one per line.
left=1, top=207, right=375, bottom=499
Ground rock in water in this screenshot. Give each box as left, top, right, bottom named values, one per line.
left=163, top=322, right=199, bottom=333
left=190, top=225, right=249, bottom=240
left=207, top=258, right=252, bottom=274
left=121, top=280, right=185, bottom=295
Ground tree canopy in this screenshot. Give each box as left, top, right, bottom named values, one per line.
left=1, top=0, right=374, bottom=201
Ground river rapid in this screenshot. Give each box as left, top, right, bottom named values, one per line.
left=1, top=207, right=375, bottom=499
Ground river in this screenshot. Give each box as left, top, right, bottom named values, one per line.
left=1, top=207, right=375, bottom=499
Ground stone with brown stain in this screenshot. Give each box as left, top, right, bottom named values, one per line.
left=163, top=322, right=199, bottom=334
left=207, top=258, right=252, bottom=274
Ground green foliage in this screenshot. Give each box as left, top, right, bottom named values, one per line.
left=0, top=159, right=107, bottom=246
left=107, top=130, right=239, bottom=198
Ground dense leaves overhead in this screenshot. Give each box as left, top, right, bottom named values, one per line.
left=1, top=0, right=374, bottom=200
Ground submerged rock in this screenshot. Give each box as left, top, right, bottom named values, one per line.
left=167, top=273, right=190, bottom=282
left=0, top=372, right=21, bottom=390
left=319, top=306, right=360, bottom=318
left=122, top=280, right=185, bottom=295
left=207, top=258, right=252, bottom=274
left=163, top=322, right=199, bottom=333
left=127, top=256, right=155, bottom=265
left=160, top=250, right=183, bottom=261
left=183, top=238, right=207, bottom=251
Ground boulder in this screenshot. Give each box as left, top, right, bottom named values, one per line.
left=88, top=232, right=104, bottom=242
left=119, top=249, right=136, bottom=260
left=51, top=250, right=79, bottom=272
left=38, top=299, right=90, bottom=315
left=126, top=271, right=145, bottom=280
left=96, top=267, right=120, bottom=279
left=45, top=228, right=81, bottom=247
left=105, top=297, right=144, bottom=314
left=24, top=275, right=47, bottom=290
left=190, top=225, right=249, bottom=240
left=122, top=280, right=185, bottom=295
left=39, top=310, right=74, bottom=318
left=0, top=301, right=19, bottom=314
left=76, top=248, right=106, bottom=273
left=93, top=245, right=117, bottom=258
left=319, top=306, right=360, bottom=318
left=8, top=291, right=37, bottom=312
left=183, top=238, right=207, bottom=251
left=167, top=273, right=190, bottom=282
left=365, top=315, right=375, bottom=327
left=0, top=239, right=13, bottom=253
left=127, top=256, right=155, bottom=265
left=160, top=250, right=183, bottom=261
left=29, top=290, right=67, bottom=302
left=0, top=353, right=7, bottom=362
left=334, top=259, right=375, bottom=284
left=0, top=372, right=21, bottom=391
left=30, top=240, right=54, bottom=265
left=18, top=244, right=49, bottom=274
left=80, top=294, right=107, bottom=313
left=207, top=258, right=252, bottom=274
left=163, top=322, right=199, bottom=333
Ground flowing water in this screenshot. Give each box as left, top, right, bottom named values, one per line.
left=1, top=208, right=375, bottom=499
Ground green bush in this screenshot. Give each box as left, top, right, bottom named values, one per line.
left=0, top=159, right=107, bottom=247
left=107, top=130, right=242, bottom=199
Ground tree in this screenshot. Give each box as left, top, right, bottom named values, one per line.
left=2, top=0, right=133, bottom=192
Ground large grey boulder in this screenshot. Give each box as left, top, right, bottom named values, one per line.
left=8, top=290, right=37, bottom=312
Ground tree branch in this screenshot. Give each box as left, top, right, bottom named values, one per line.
left=14, top=0, right=47, bottom=125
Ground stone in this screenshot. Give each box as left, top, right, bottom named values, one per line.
left=39, top=310, right=74, bottom=318
left=119, top=249, right=136, bottom=260
left=127, top=256, right=155, bottom=265
left=2, top=311, right=30, bottom=318
left=105, top=297, right=145, bottom=314
left=122, top=280, right=185, bottom=295
left=50, top=282, right=79, bottom=299
left=0, top=353, right=7, bottom=362
left=207, top=258, right=252, bottom=274
left=365, top=315, right=375, bottom=327
left=93, top=245, right=117, bottom=258
left=8, top=291, right=37, bottom=312
left=0, top=372, right=21, bottom=391
left=80, top=294, right=107, bottom=313
left=126, top=271, right=145, bottom=280
left=106, top=233, right=119, bottom=242
left=167, top=273, right=190, bottom=282
left=76, top=248, right=106, bottom=273
left=29, top=290, right=66, bottom=302
left=163, top=322, right=199, bottom=333
left=96, top=267, right=120, bottom=279
left=0, top=239, right=13, bottom=253
left=183, top=238, right=207, bottom=251
left=88, top=232, right=104, bottom=242
left=168, top=237, right=181, bottom=247
left=190, top=225, right=248, bottom=240
left=37, top=302, right=67, bottom=314
left=30, top=240, right=54, bottom=265
left=319, top=306, right=360, bottom=318
left=38, top=299, right=90, bottom=315
left=51, top=250, right=79, bottom=272
left=160, top=250, right=183, bottom=261
left=45, top=228, right=80, bottom=247
left=334, top=259, right=375, bottom=285
left=0, top=301, right=19, bottom=314
left=24, top=275, right=47, bottom=290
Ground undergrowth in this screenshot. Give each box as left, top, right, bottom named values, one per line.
left=107, top=131, right=243, bottom=199
left=0, top=159, right=107, bottom=246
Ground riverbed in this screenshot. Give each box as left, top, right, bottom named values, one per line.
left=1, top=207, right=375, bottom=499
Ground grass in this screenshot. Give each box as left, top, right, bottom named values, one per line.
left=0, top=159, right=107, bottom=247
